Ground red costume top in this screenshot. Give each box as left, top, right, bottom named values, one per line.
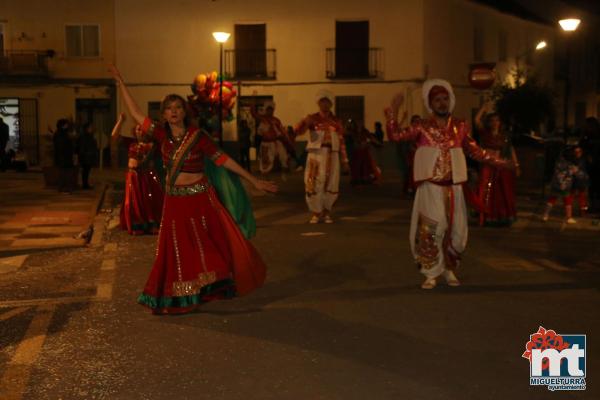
left=250, top=106, right=286, bottom=143
left=478, top=128, right=512, bottom=158
left=257, top=116, right=286, bottom=142
left=140, top=117, right=228, bottom=173
left=386, top=115, right=508, bottom=183
left=295, top=112, right=349, bottom=163
left=128, top=142, right=155, bottom=164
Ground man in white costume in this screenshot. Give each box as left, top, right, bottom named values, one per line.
left=252, top=101, right=289, bottom=174
left=385, top=79, right=514, bottom=289
left=295, top=90, right=349, bottom=224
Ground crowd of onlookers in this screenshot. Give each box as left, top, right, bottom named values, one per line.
left=49, top=118, right=99, bottom=193
left=547, top=116, right=600, bottom=219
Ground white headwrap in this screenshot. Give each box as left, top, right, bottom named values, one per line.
left=422, top=79, right=455, bottom=114
left=315, top=89, right=335, bottom=104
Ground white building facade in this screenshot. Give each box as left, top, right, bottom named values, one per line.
left=1, top=0, right=564, bottom=167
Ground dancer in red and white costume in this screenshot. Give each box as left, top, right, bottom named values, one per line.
left=252, top=101, right=290, bottom=174
left=385, top=79, right=514, bottom=289
left=295, top=90, right=349, bottom=224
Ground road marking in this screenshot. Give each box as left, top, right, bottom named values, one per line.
left=536, top=258, right=571, bottom=272
left=0, top=307, right=30, bottom=322
left=301, top=232, right=326, bottom=237
left=101, top=259, right=116, bottom=271
left=0, top=255, right=28, bottom=274
left=95, top=283, right=113, bottom=300
left=104, top=243, right=118, bottom=253
left=96, top=242, right=118, bottom=300
left=0, top=296, right=96, bottom=308
left=10, top=237, right=84, bottom=248
left=0, top=305, right=55, bottom=400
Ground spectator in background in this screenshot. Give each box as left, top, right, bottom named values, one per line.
left=0, top=117, right=9, bottom=171
left=53, top=118, right=75, bottom=193
left=579, top=117, right=600, bottom=213
left=542, top=145, right=588, bottom=223
left=77, top=122, right=99, bottom=189
left=238, top=119, right=252, bottom=171
left=350, top=122, right=382, bottom=185
left=374, top=121, right=384, bottom=143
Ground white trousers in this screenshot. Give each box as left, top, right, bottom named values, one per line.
left=409, top=182, right=468, bottom=278
left=259, top=141, right=288, bottom=173
left=304, top=148, right=340, bottom=213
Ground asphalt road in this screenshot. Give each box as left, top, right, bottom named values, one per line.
left=0, top=171, right=598, bottom=400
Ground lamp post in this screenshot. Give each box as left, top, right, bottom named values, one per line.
left=212, top=31, right=231, bottom=147
left=559, top=18, right=580, bottom=137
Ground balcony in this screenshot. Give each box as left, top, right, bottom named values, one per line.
left=0, top=50, right=53, bottom=77
left=224, top=49, right=276, bottom=80
left=326, top=47, right=383, bottom=79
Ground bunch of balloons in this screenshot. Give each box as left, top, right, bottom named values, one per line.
left=188, top=72, right=237, bottom=124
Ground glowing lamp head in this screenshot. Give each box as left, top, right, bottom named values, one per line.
left=212, top=32, right=231, bottom=43
left=559, top=19, right=581, bottom=32
left=535, top=41, right=547, bottom=50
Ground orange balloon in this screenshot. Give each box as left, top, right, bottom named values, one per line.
left=195, top=73, right=207, bottom=86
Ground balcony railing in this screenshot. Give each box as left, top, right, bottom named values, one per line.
left=326, top=47, right=383, bottom=79
left=0, top=50, right=53, bottom=77
left=224, top=49, right=276, bottom=80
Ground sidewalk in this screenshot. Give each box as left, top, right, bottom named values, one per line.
left=0, top=170, right=111, bottom=259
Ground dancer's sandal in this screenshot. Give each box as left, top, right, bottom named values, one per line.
left=444, top=270, right=461, bottom=287
left=309, top=215, right=320, bottom=224
left=323, top=215, right=334, bottom=224
left=421, top=277, right=437, bottom=290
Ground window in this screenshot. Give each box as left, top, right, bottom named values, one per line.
left=66, top=25, right=100, bottom=57
left=234, top=24, right=266, bottom=79
left=335, top=96, right=365, bottom=128
left=473, top=25, right=484, bottom=62
left=335, top=21, right=369, bottom=78
left=498, top=30, right=507, bottom=62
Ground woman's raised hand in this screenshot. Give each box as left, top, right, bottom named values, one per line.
left=108, top=64, right=124, bottom=84
left=391, top=93, right=405, bottom=113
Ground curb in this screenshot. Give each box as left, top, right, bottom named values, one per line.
left=89, top=185, right=112, bottom=248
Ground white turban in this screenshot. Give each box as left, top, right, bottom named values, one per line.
left=315, top=89, right=335, bottom=104
left=422, top=79, right=455, bottom=114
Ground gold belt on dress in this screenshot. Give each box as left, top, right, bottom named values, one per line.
left=167, top=180, right=211, bottom=196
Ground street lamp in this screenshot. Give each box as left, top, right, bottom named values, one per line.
left=515, top=40, right=547, bottom=72
left=559, top=19, right=581, bottom=32
left=559, top=18, right=580, bottom=136
left=535, top=41, right=547, bottom=51
left=212, top=31, right=231, bottom=147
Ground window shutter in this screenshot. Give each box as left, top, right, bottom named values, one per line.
left=66, top=25, right=82, bottom=57
left=82, top=25, right=100, bottom=57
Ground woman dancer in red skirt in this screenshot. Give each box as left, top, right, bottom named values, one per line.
left=109, top=65, right=277, bottom=314
left=474, top=102, right=520, bottom=226
left=112, top=114, right=164, bottom=235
